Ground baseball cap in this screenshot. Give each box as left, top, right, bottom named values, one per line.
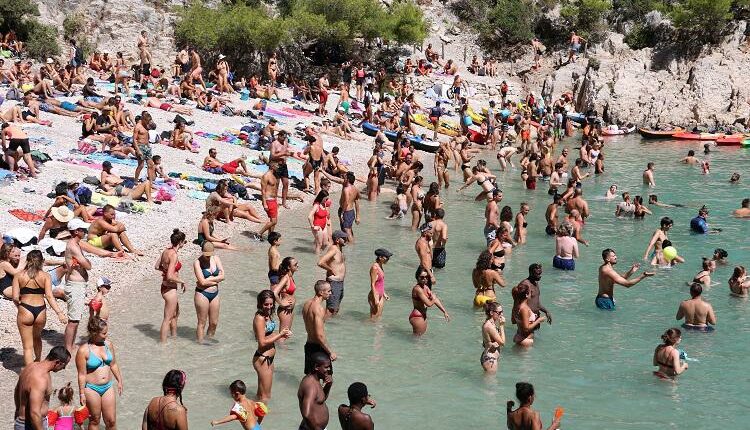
left=67, top=218, right=90, bottom=231
left=102, top=161, right=113, bottom=170
left=419, top=223, right=433, bottom=234
left=97, top=277, right=113, bottom=289
left=333, top=230, right=348, bottom=241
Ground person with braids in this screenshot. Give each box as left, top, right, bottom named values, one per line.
left=75, top=316, right=123, bottom=429
left=653, top=328, right=688, bottom=379
left=337, top=382, right=376, bottom=430
left=506, top=382, right=562, bottom=430
left=155, top=229, right=187, bottom=343
left=271, top=257, right=298, bottom=333
left=142, top=369, right=188, bottom=430
left=11, top=249, right=68, bottom=364
left=253, top=290, right=291, bottom=403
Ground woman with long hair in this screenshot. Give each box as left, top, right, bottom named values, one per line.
left=511, top=283, right=546, bottom=347
left=142, top=369, right=189, bottom=429
left=271, top=257, right=298, bottom=332
left=12, top=250, right=67, bottom=364
left=308, top=191, right=332, bottom=254
left=729, top=266, right=750, bottom=296
left=253, top=290, right=291, bottom=403
left=409, top=175, right=424, bottom=231
left=155, top=229, right=187, bottom=343
left=193, top=241, right=225, bottom=343
left=481, top=301, right=505, bottom=373
left=472, top=250, right=505, bottom=307
left=75, top=316, right=123, bottom=428
left=409, top=268, right=450, bottom=336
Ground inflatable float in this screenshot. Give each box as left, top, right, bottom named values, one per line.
left=601, top=124, right=636, bottom=136
left=412, top=113, right=460, bottom=137
left=361, top=122, right=439, bottom=152
left=715, top=134, right=746, bottom=146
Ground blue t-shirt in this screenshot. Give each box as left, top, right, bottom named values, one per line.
left=690, top=216, right=708, bottom=234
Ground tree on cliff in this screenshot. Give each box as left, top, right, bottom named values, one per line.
left=0, top=0, right=60, bottom=59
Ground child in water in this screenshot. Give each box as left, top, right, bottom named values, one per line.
left=49, top=382, right=75, bottom=430
left=210, top=380, right=265, bottom=429
left=386, top=184, right=408, bottom=219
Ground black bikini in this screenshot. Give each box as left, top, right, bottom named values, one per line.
left=19, top=278, right=46, bottom=321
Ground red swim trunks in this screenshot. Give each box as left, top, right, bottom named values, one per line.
left=320, top=90, right=329, bottom=105
left=221, top=160, right=240, bottom=174
left=265, top=199, right=278, bottom=219
left=526, top=178, right=537, bottom=190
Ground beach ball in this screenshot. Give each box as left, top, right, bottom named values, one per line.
left=663, top=246, right=678, bottom=262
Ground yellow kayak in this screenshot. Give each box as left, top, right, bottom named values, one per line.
left=413, top=113, right=460, bottom=137
left=467, top=107, right=485, bottom=126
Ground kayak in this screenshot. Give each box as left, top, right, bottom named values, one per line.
left=715, top=134, right=746, bottom=146
left=467, top=107, right=486, bottom=125
left=638, top=128, right=683, bottom=139
left=412, top=113, right=460, bottom=137
left=360, top=122, right=437, bottom=152
left=742, top=138, right=750, bottom=148
left=672, top=132, right=723, bottom=141
left=601, top=125, right=636, bottom=136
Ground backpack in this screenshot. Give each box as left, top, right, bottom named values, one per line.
left=228, top=181, right=249, bottom=199
left=75, top=46, right=84, bottom=64
left=76, top=186, right=92, bottom=206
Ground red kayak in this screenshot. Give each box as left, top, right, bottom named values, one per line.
left=467, top=128, right=486, bottom=144
left=715, top=134, right=745, bottom=146
left=639, top=128, right=683, bottom=139
left=672, top=132, right=723, bottom=141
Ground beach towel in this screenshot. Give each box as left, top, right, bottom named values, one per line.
left=87, top=152, right=138, bottom=167
left=62, top=158, right=103, bottom=170
left=78, top=139, right=98, bottom=155
left=3, top=227, right=37, bottom=247
left=0, top=169, right=16, bottom=179
left=187, top=190, right=209, bottom=200
left=91, top=193, right=121, bottom=208
left=8, top=209, right=44, bottom=222
left=39, top=238, right=67, bottom=256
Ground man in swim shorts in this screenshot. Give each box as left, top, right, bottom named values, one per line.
left=431, top=208, right=448, bottom=269
left=133, top=111, right=153, bottom=182
left=259, top=162, right=281, bottom=239
left=302, top=280, right=337, bottom=374
left=202, top=148, right=250, bottom=175
left=338, top=172, right=360, bottom=242
left=318, top=231, right=348, bottom=317
left=484, top=189, right=503, bottom=244
left=1, top=122, right=37, bottom=177
left=676, top=283, right=716, bottom=332
left=596, top=248, right=654, bottom=310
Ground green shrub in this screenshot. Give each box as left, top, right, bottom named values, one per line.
left=623, top=23, right=658, bottom=49
left=671, top=0, right=733, bottom=43
left=0, top=0, right=40, bottom=33
left=561, top=0, right=613, bottom=41
left=62, top=13, right=86, bottom=40
left=483, top=0, right=536, bottom=46
left=389, top=1, right=429, bottom=45
left=24, top=21, right=60, bottom=59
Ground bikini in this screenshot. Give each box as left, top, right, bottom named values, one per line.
left=19, top=277, right=46, bottom=322
left=160, top=254, right=182, bottom=292
left=85, top=342, right=114, bottom=396
left=196, top=259, right=220, bottom=302
left=408, top=286, right=431, bottom=320
left=254, top=318, right=277, bottom=365
left=278, top=276, right=296, bottom=313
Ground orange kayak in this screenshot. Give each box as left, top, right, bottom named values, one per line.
left=638, top=128, right=683, bottom=139
left=716, top=134, right=746, bottom=146
left=672, top=132, right=723, bottom=141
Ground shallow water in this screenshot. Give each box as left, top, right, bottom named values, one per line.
left=106, top=135, right=750, bottom=429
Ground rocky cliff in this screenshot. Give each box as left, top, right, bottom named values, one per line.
left=34, top=0, right=177, bottom=65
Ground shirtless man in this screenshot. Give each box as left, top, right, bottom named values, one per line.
left=259, top=162, right=281, bottom=239
left=642, top=217, right=673, bottom=260
left=14, top=346, right=71, bottom=430
left=676, top=283, right=716, bottom=331
left=596, top=248, right=654, bottom=310
left=643, top=162, right=655, bottom=186
left=338, top=382, right=376, bottom=430
left=203, top=148, right=249, bottom=175
left=483, top=189, right=503, bottom=245
left=189, top=48, right=205, bottom=88
left=568, top=31, right=586, bottom=63
left=733, top=198, right=750, bottom=218
left=514, top=264, right=552, bottom=324
left=565, top=186, right=589, bottom=220
left=415, top=223, right=435, bottom=285
left=681, top=150, right=698, bottom=165
left=318, top=231, right=348, bottom=317
left=545, top=193, right=562, bottom=235
left=99, top=161, right=153, bottom=201
left=431, top=208, right=448, bottom=269
left=63, top=218, right=93, bottom=352
left=338, top=172, right=360, bottom=242
left=302, top=280, right=337, bottom=373
left=88, top=204, right=143, bottom=255
left=133, top=111, right=153, bottom=182
left=138, top=31, right=152, bottom=89
left=302, top=127, right=325, bottom=195
left=298, top=352, right=333, bottom=430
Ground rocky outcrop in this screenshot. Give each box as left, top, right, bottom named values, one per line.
left=33, top=0, right=178, bottom=65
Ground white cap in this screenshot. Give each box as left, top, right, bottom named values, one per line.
left=67, top=218, right=91, bottom=231
left=97, top=277, right=112, bottom=288
left=218, top=54, right=226, bottom=60
left=46, top=58, right=54, bottom=64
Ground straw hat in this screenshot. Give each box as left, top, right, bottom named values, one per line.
left=51, top=206, right=75, bottom=223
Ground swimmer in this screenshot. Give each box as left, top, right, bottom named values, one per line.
left=643, top=217, right=673, bottom=261
left=653, top=328, right=688, bottom=378
left=604, top=184, right=618, bottom=200
left=615, top=192, right=635, bottom=217
left=689, top=258, right=713, bottom=288
left=553, top=222, right=578, bottom=270
left=680, top=150, right=698, bottom=164
left=711, top=248, right=728, bottom=267
left=596, top=249, right=654, bottom=310
left=480, top=302, right=505, bottom=373
left=545, top=193, right=562, bottom=235
left=690, top=206, right=721, bottom=234
left=728, top=266, right=750, bottom=296
left=643, top=162, right=655, bottom=186
left=676, top=283, right=716, bottom=331
left=368, top=248, right=392, bottom=319
left=409, top=268, right=450, bottom=336
left=647, top=194, right=683, bottom=208
left=511, top=283, right=545, bottom=346
left=458, top=166, right=498, bottom=201
left=733, top=198, right=750, bottom=218
left=514, top=203, right=530, bottom=244
left=506, top=382, right=562, bottom=430
left=730, top=172, right=741, bottom=184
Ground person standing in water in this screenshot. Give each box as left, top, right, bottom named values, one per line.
left=193, top=242, right=224, bottom=343
left=676, top=283, right=716, bottom=332
left=415, top=223, right=435, bottom=285
left=253, top=290, right=292, bottom=403
left=368, top=248, right=392, bottom=319
left=506, top=382, right=562, bottom=430
left=515, top=264, right=552, bottom=324
left=338, top=382, right=376, bottom=430
left=596, top=248, right=654, bottom=310
left=409, top=268, right=450, bottom=336
left=480, top=301, right=505, bottom=373
left=14, top=346, right=71, bottom=430
left=302, top=280, right=337, bottom=374
left=318, top=231, right=348, bottom=318
left=484, top=189, right=503, bottom=245
left=298, top=353, right=333, bottom=430
left=431, top=208, right=448, bottom=269
left=266, top=232, right=282, bottom=285
left=643, top=217, right=673, bottom=261
left=643, top=162, right=655, bottom=187
left=142, top=369, right=189, bottom=430
left=653, top=328, right=688, bottom=379
left=272, top=256, right=299, bottom=332
left=210, top=380, right=263, bottom=429
left=156, top=229, right=187, bottom=343
left=338, top=172, right=360, bottom=243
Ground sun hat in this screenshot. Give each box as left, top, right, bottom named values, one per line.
left=51, top=206, right=75, bottom=223
left=67, top=218, right=91, bottom=231
left=374, top=248, right=393, bottom=258
left=97, top=277, right=113, bottom=289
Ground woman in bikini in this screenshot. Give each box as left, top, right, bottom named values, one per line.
left=216, top=55, right=234, bottom=94
left=75, top=316, right=123, bottom=429
left=653, top=328, right=688, bottom=378
left=511, top=283, right=546, bottom=347
left=489, top=225, right=516, bottom=257
left=409, top=268, right=450, bottom=336
left=142, top=369, right=188, bottom=429
left=197, top=209, right=237, bottom=251
left=253, top=290, right=291, bottom=403
left=12, top=250, right=67, bottom=364
left=193, top=242, right=225, bottom=343
left=308, top=191, right=332, bottom=254
left=155, top=229, right=187, bottom=343
left=368, top=249, right=392, bottom=319
left=458, top=166, right=497, bottom=201
left=271, top=257, right=298, bottom=333
left=472, top=250, right=506, bottom=307
left=481, top=301, right=506, bottom=373
left=690, top=258, right=713, bottom=289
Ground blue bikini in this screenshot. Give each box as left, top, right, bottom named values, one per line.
left=196, top=265, right=220, bottom=302
left=85, top=343, right=114, bottom=396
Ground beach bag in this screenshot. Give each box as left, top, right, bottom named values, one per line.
left=76, top=186, right=93, bottom=206
left=83, top=175, right=100, bottom=186
left=6, top=87, right=22, bottom=101
left=30, top=151, right=52, bottom=163
left=228, top=181, right=248, bottom=199
left=203, top=182, right=217, bottom=192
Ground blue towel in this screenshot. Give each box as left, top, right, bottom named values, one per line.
left=87, top=152, right=138, bottom=167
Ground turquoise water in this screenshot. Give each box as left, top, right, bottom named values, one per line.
left=102, top=136, right=749, bottom=429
